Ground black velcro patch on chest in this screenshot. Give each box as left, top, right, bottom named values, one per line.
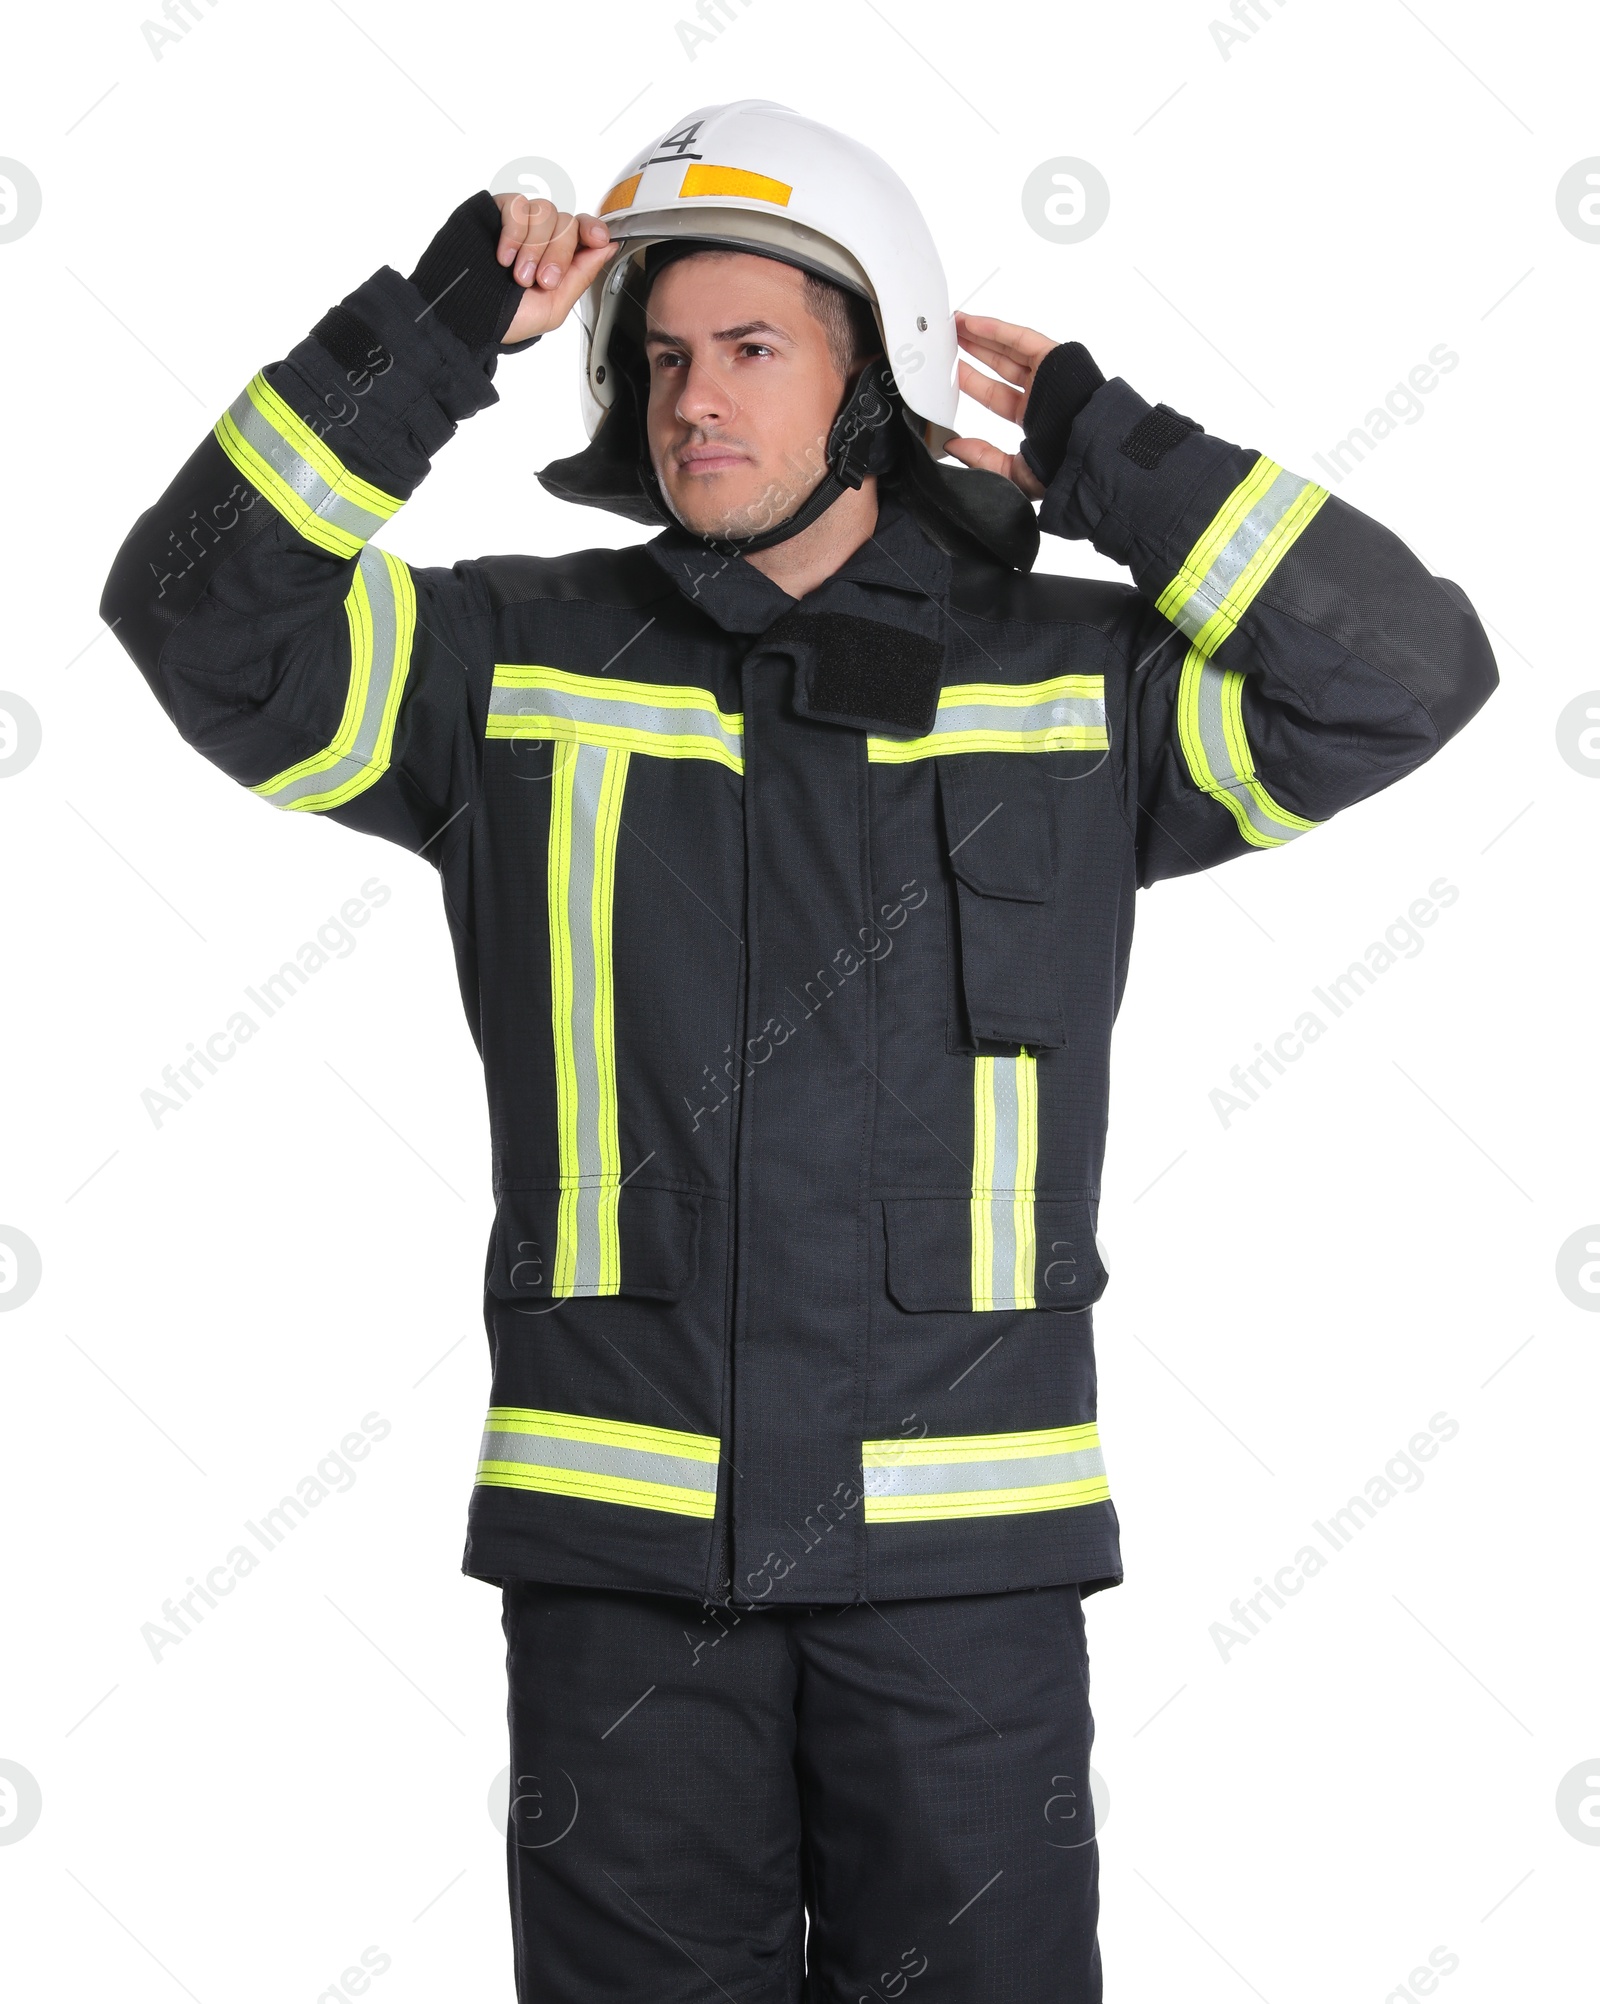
left=764, top=608, right=944, bottom=737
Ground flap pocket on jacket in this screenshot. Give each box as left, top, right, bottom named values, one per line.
left=882, top=1195, right=1108, bottom=1314
left=487, top=1185, right=702, bottom=1303
left=937, top=755, right=1066, bottom=1049
left=938, top=752, right=1052, bottom=899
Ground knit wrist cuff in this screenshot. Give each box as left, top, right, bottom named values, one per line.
left=1019, top=340, right=1106, bottom=487
left=408, top=190, right=531, bottom=359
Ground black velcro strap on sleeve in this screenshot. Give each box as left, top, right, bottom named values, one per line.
left=1018, top=340, right=1107, bottom=488
left=407, top=189, right=527, bottom=358
left=1119, top=403, right=1200, bottom=469
left=310, top=302, right=393, bottom=378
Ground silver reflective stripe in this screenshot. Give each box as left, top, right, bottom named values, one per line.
left=488, top=669, right=743, bottom=767
left=924, top=693, right=1104, bottom=737
left=479, top=1428, right=718, bottom=1499
left=253, top=546, right=415, bottom=813
left=971, top=1054, right=1038, bottom=1310
left=549, top=741, right=626, bottom=1295
left=867, top=675, right=1107, bottom=762
left=222, top=384, right=393, bottom=547
left=1192, top=657, right=1304, bottom=843
left=260, top=547, right=401, bottom=809
left=864, top=1442, right=1106, bottom=1498
left=987, top=1056, right=1022, bottom=1293
left=1178, top=652, right=1316, bottom=848
left=563, top=743, right=607, bottom=1277
left=1164, top=464, right=1315, bottom=644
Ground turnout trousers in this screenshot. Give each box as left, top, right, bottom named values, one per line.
left=500, top=1579, right=1101, bottom=2001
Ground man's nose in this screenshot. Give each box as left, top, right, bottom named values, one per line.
left=675, top=356, right=737, bottom=429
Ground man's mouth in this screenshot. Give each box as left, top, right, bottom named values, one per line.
left=677, top=445, right=748, bottom=475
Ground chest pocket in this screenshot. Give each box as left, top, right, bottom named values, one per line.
left=938, top=752, right=1067, bottom=1050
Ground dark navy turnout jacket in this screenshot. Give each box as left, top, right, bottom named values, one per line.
left=102, top=256, right=1496, bottom=1607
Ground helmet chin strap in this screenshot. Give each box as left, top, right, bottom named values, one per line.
left=639, top=358, right=902, bottom=558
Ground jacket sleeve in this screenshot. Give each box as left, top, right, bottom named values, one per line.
left=99, top=199, right=528, bottom=859
left=1029, top=374, right=1499, bottom=887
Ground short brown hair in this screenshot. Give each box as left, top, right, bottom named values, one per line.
left=800, top=269, right=883, bottom=382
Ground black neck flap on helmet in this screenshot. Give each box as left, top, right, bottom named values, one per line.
left=534, top=238, right=1040, bottom=574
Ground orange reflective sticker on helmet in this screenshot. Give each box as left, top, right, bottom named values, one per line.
left=599, top=173, right=643, bottom=215
left=677, top=164, right=793, bottom=207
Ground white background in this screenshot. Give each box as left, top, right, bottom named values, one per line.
left=1, top=1, right=1596, bottom=1997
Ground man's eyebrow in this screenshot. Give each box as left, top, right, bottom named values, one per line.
left=643, top=320, right=794, bottom=347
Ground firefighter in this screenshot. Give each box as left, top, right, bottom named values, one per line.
left=102, top=98, right=1496, bottom=2003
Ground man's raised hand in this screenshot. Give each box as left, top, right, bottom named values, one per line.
left=943, top=311, right=1060, bottom=500
left=494, top=195, right=617, bottom=345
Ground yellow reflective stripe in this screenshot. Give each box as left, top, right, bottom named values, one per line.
left=548, top=744, right=627, bottom=1295
left=213, top=371, right=402, bottom=558
left=1157, top=457, right=1330, bottom=653
left=1220, top=476, right=1328, bottom=639
left=971, top=1058, right=995, bottom=1309
left=1159, top=455, right=1329, bottom=843
left=251, top=547, right=415, bottom=813
left=548, top=756, right=580, bottom=1272
left=477, top=1406, right=720, bottom=1518
left=493, top=667, right=731, bottom=705
left=862, top=1421, right=1108, bottom=1523
left=940, top=678, right=1102, bottom=707
left=870, top=726, right=1105, bottom=761
left=970, top=1054, right=1038, bottom=1310
left=679, top=163, right=793, bottom=206
left=867, top=674, right=1107, bottom=763
left=1157, top=454, right=1282, bottom=627
left=592, top=748, right=626, bottom=1277
left=475, top=1463, right=717, bottom=1513
left=1175, top=651, right=1319, bottom=849
left=484, top=1406, right=719, bottom=1457
left=488, top=666, right=744, bottom=771
left=864, top=1476, right=1110, bottom=1522
left=866, top=1420, right=1101, bottom=1466
left=488, top=717, right=742, bottom=766
left=1013, top=1054, right=1038, bottom=1307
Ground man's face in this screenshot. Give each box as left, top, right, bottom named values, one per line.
left=643, top=251, right=848, bottom=540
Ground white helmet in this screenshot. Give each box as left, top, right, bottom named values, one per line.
left=537, top=100, right=1039, bottom=570
left=576, top=99, right=959, bottom=459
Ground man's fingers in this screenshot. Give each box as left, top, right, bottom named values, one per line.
left=494, top=194, right=570, bottom=285
left=493, top=192, right=521, bottom=266
left=955, top=324, right=1043, bottom=384
left=958, top=340, right=1033, bottom=392
left=943, top=435, right=1009, bottom=476
left=957, top=356, right=1026, bottom=426
left=523, top=206, right=571, bottom=286
left=543, top=235, right=620, bottom=319
left=946, top=435, right=1046, bottom=500
left=495, top=192, right=548, bottom=272
left=955, top=311, right=1057, bottom=365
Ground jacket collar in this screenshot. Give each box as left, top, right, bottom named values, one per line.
left=643, top=488, right=952, bottom=638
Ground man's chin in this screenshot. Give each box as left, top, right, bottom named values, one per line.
left=663, top=479, right=768, bottom=541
